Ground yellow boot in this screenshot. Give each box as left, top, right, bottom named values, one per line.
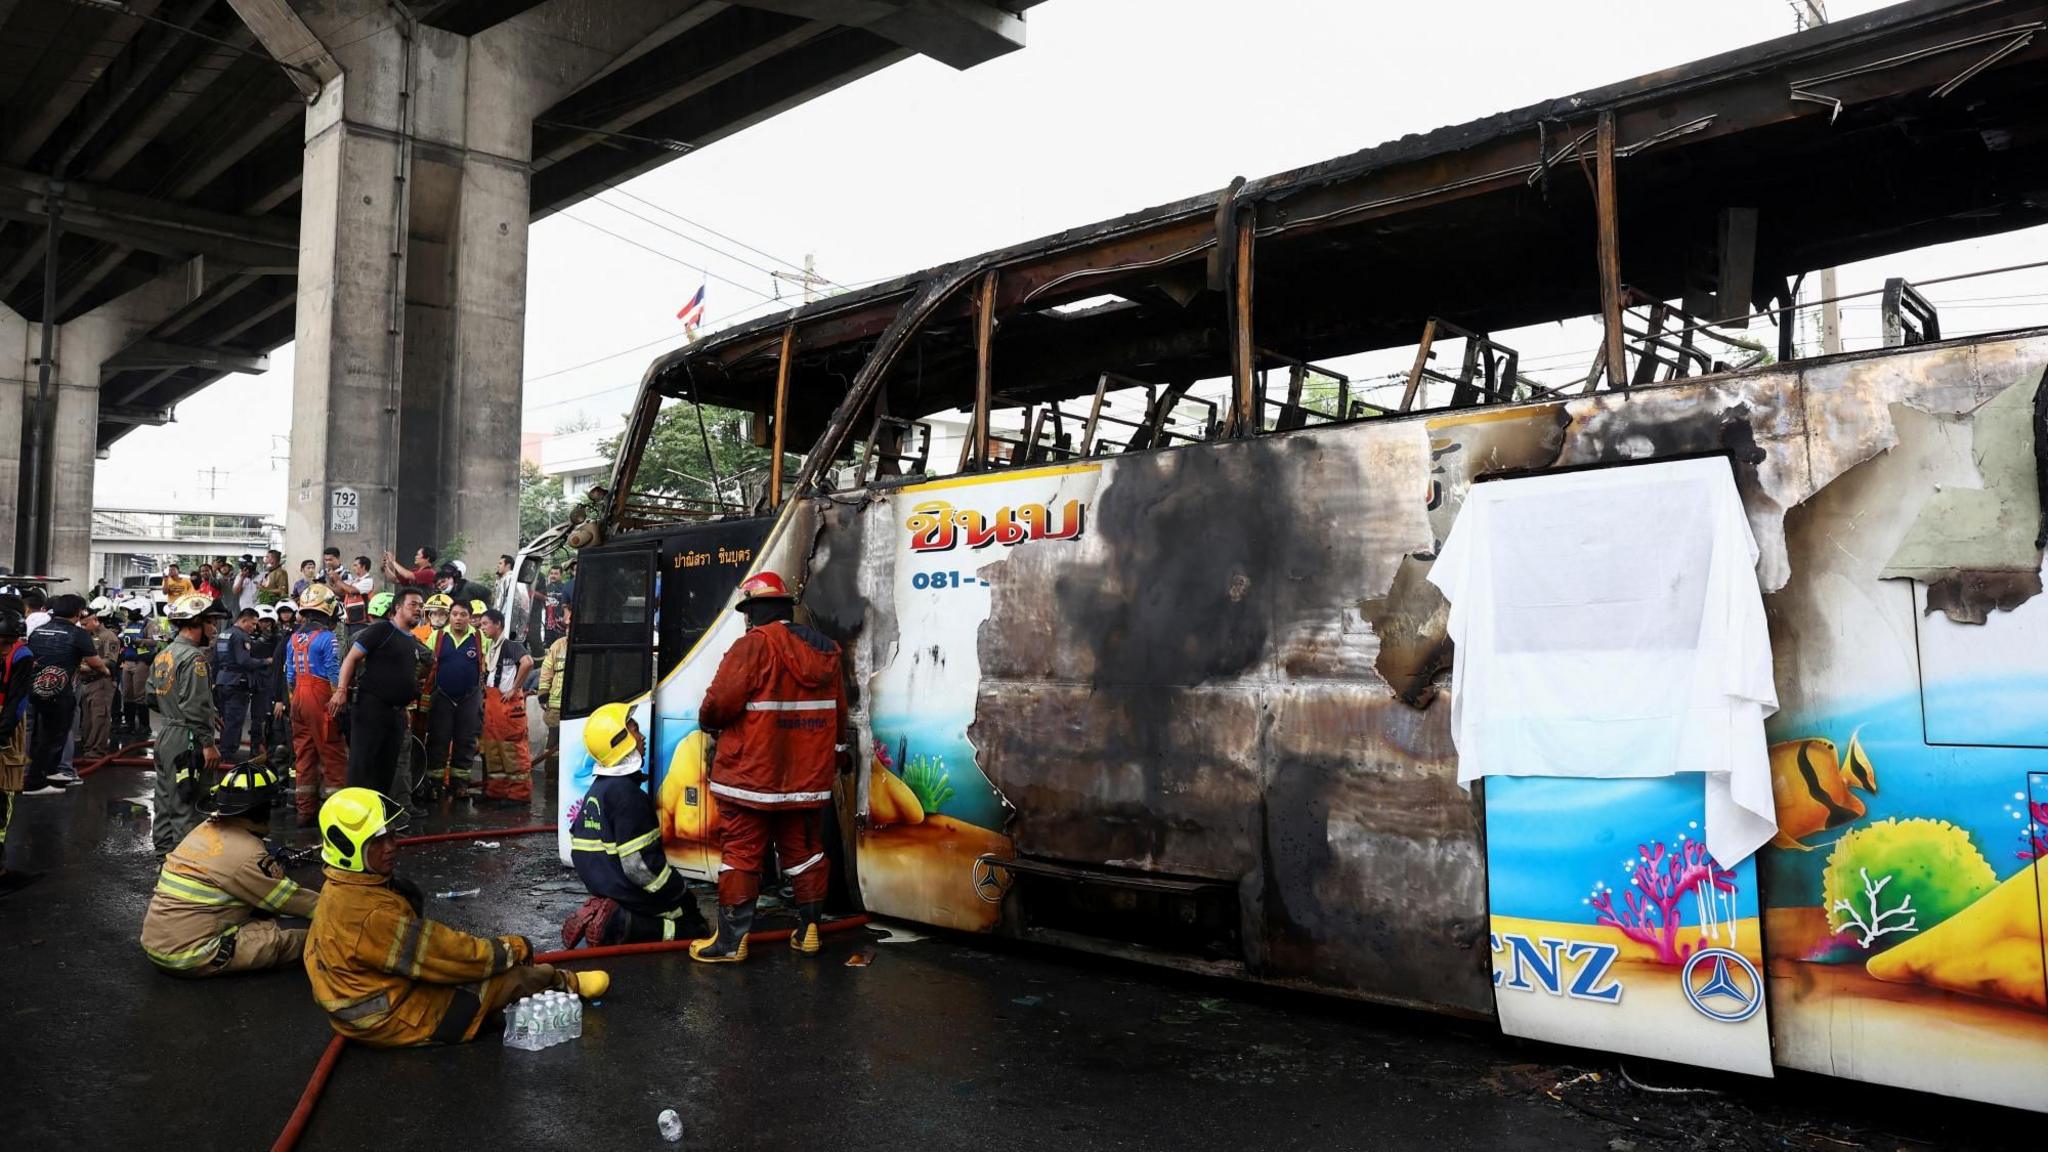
left=689, top=901, right=753, bottom=964
left=565, top=969, right=610, bottom=999
left=789, top=901, right=823, bottom=955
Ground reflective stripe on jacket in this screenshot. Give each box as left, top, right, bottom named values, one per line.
left=303, top=868, right=531, bottom=1046
left=139, top=817, right=318, bottom=970
left=699, top=620, right=846, bottom=809
left=571, top=774, right=690, bottom=914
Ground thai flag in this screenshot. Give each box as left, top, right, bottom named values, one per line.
left=676, top=284, right=706, bottom=335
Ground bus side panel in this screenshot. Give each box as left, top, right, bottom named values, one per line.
left=1762, top=360, right=2048, bottom=1112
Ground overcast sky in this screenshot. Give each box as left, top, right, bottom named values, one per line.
left=92, top=0, right=2048, bottom=516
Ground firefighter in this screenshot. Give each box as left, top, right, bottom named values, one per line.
left=139, top=761, right=319, bottom=976
left=476, top=609, right=533, bottom=805
left=287, top=585, right=348, bottom=828
left=303, top=787, right=609, bottom=1047
left=562, top=703, right=710, bottom=947
left=75, top=599, right=122, bottom=759
left=149, top=594, right=230, bottom=858
left=690, top=572, right=849, bottom=963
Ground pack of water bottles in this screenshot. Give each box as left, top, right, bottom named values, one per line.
left=503, top=989, right=583, bottom=1051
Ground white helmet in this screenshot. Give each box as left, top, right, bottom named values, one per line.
left=452, top=559, right=467, bottom=578
left=255, top=605, right=278, bottom=622
left=119, top=595, right=153, bottom=617
left=88, top=595, right=114, bottom=615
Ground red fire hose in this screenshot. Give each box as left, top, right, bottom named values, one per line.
left=267, top=819, right=872, bottom=1152
left=77, top=738, right=154, bottom=778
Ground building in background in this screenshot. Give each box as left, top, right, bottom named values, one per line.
left=90, top=508, right=280, bottom=585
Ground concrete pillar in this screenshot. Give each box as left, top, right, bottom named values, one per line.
left=4, top=271, right=195, bottom=583
left=279, top=1, right=698, bottom=576
left=1, top=306, right=25, bottom=570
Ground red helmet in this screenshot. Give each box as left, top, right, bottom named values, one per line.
left=735, top=572, right=795, bottom=605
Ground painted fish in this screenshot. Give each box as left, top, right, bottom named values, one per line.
left=1767, top=730, right=1878, bottom=851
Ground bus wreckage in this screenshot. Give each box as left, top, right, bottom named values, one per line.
left=546, top=0, right=2048, bottom=1110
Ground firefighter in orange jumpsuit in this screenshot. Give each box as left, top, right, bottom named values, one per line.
left=287, top=585, right=348, bottom=827
left=689, top=572, right=849, bottom=963
left=476, top=609, right=534, bottom=804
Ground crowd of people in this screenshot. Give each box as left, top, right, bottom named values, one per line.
left=4, top=549, right=853, bottom=1054
left=0, top=547, right=576, bottom=888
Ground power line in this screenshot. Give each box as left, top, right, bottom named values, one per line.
left=589, top=194, right=790, bottom=284
left=559, top=212, right=781, bottom=305
left=607, top=184, right=848, bottom=291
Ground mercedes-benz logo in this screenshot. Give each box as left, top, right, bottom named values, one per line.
left=1680, top=947, right=1763, bottom=1023
left=972, top=856, right=1010, bottom=904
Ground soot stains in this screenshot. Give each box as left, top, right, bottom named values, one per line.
left=1923, top=569, right=2045, bottom=624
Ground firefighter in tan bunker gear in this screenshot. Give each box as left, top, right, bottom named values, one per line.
left=139, top=761, right=318, bottom=976
left=302, top=788, right=610, bottom=1047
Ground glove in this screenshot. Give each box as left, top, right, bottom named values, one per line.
left=506, top=935, right=534, bottom=965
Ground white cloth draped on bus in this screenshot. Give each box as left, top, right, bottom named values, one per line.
left=1426, top=456, right=1779, bottom=866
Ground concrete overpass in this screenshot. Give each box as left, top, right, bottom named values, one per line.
left=0, top=0, right=1039, bottom=583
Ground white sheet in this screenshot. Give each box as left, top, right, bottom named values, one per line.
left=1427, top=457, right=1779, bottom=865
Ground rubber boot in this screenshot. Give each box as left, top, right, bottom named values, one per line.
left=688, top=900, right=754, bottom=964
left=790, top=901, right=824, bottom=954
left=564, top=969, right=610, bottom=998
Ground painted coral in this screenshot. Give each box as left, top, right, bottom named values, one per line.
left=2020, top=798, right=2048, bottom=861
left=1821, top=818, right=1994, bottom=952
left=1589, top=839, right=1738, bottom=965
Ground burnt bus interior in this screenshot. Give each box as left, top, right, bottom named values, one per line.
left=566, top=0, right=2048, bottom=928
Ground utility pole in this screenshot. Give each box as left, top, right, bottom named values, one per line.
left=770, top=253, right=829, bottom=303
left=1786, top=1, right=1843, bottom=354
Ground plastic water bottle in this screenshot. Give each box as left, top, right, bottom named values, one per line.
left=540, top=993, right=562, bottom=1048
left=568, top=992, right=583, bottom=1039
left=657, top=1109, right=683, bottom=1143
left=503, top=999, right=533, bottom=1050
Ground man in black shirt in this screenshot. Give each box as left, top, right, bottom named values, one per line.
left=24, top=595, right=109, bottom=793
left=332, top=588, right=426, bottom=797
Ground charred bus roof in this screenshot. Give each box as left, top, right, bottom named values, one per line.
left=607, top=0, right=2048, bottom=515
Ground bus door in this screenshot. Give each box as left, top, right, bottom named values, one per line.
left=557, top=540, right=659, bottom=859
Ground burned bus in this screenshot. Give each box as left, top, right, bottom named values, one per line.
left=548, top=0, right=2048, bottom=1111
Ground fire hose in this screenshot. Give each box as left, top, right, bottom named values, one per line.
left=77, top=738, right=155, bottom=777
left=268, top=822, right=871, bottom=1151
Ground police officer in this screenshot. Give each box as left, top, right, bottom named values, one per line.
left=115, top=599, right=159, bottom=739
left=151, top=594, right=229, bottom=858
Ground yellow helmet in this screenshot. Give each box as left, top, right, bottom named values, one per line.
left=165, top=592, right=217, bottom=622
left=466, top=599, right=487, bottom=617
left=318, top=787, right=409, bottom=871
left=424, top=593, right=454, bottom=612
left=297, top=583, right=339, bottom=617
left=582, top=702, right=639, bottom=768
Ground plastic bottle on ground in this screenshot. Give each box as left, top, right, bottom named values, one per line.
left=504, top=999, right=532, bottom=1050
left=658, top=1109, right=682, bottom=1143
left=568, top=992, right=583, bottom=1039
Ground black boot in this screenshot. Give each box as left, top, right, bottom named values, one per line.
left=790, top=900, right=824, bottom=954
left=688, top=899, right=755, bottom=964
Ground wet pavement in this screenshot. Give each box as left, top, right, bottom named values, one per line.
left=1, top=761, right=2041, bottom=1151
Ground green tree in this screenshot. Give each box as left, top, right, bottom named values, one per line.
left=598, top=402, right=785, bottom=509
left=519, top=459, right=568, bottom=543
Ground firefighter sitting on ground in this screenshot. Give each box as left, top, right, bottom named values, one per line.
left=562, top=703, right=711, bottom=948
left=139, top=760, right=320, bottom=976
left=690, top=571, right=850, bottom=963
left=304, top=787, right=609, bottom=1047
left=149, top=594, right=230, bottom=859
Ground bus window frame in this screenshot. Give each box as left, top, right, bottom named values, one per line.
left=561, top=544, right=658, bottom=722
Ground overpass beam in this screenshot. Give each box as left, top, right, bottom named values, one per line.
left=283, top=0, right=701, bottom=572
left=4, top=267, right=199, bottom=580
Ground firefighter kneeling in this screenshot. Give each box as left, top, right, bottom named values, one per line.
left=303, top=788, right=609, bottom=1047
left=139, top=761, right=319, bottom=976
left=690, top=572, right=848, bottom=964
left=562, top=703, right=710, bottom=947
